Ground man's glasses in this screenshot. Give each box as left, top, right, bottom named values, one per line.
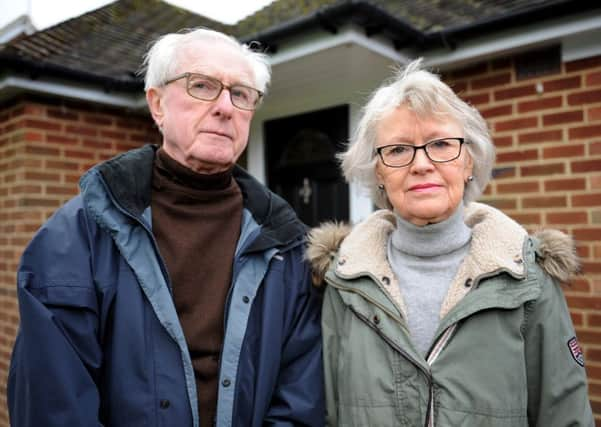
left=163, top=72, right=263, bottom=111
left=376, top=137, right=466, bottom=168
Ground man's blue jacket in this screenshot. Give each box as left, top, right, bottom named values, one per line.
left=8, top=145, right=324, bottom=427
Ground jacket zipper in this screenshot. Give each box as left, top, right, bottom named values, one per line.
left=343, top=286, right=458, bottom=427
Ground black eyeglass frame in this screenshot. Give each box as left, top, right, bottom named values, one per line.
left=375, top=137, right=467, bottom=168
left=163, top=72, right=264, bottom=111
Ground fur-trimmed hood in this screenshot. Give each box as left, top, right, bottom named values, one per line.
left=307, top=202, right=579, bottom=297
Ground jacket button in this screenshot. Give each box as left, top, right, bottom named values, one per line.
left=513, top=255, right=523, bottom=264
left=242, top=296, right=250, bottom=303
left=222, top=378, right=231, bottom=387
left=381, top=276, right=390, bottom=285
left=338, top=258, right=346, bottom=265
left=464, top=278, right=472, bottom=288
left=159, top=399, right=170, bottom=409
left=373, top=315, right=380, bottom=325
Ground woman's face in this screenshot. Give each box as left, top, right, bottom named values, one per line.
left=375, top=105, right=473, bottom=226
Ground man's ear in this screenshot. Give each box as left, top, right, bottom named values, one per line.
left=146, top=88, right=164, bottom=128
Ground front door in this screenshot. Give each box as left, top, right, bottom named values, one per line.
left=265, top=105, right=349, bottom=227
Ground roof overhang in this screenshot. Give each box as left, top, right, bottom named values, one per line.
left=0, top=75, right=147, bottom=109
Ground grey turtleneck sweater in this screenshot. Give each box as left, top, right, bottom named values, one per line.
left=387, top=205, right=472, bottom=356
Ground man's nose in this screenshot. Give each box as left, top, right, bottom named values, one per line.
left=212, top=88, right=235, bottom=115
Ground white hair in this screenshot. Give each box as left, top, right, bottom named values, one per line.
left=340, top=58, right=495, bottom=209
left=141, top=27, right=271, bottom=93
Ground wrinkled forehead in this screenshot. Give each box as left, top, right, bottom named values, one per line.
left=175, top=39, right=256, bottom=87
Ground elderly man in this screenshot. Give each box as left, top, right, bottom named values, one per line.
left=8, top=28, right=324, bottom=427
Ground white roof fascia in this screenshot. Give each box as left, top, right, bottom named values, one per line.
left=420, top=10, right=601, bottom=69
left=0, top=15, right=36, bottom=43
left=269, top=26, right=408, bottom=66
left=0, top=76, right=147, bottom=109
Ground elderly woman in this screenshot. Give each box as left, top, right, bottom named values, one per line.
left=307, top=60, right=593, bottom=426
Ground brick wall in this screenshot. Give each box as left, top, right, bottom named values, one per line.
left=0, top=95, right=159, bottom=426
left=444, top=53, right=601, bottom=423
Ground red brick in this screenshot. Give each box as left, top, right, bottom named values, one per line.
left=564, top=277, right=591, bottom=293
left=450, top=62, right=488, bottom=78
left=65, top=125, right=98, bottom=137
left=24, top=172, right=60, bottom=181
left=542, top=110, right=584, bottom=126
left=24, top=131, right=44, bottom=142
left=24, top=145, right=60, bottom=156
left=101, top=130, right=126, bottom=139
left=497, top=181, right=539, bottom=193
left=518, top=129, right=562, bottom=144
left=493, top=136, right=513, bottom=147
left=566, top=296, right=601, bottom=310
left=522, top=196, right=567, bottom=208
left=571, top=311, right=584, bottom=326
left=543, top=76, right=581, bottom=92
left=495, top=116, right=538, bottom=132
left=546, top=211, right=588, bottom=224
left=565, top=56, right=601, bottom=72
left=462, top=93, right=490, bottom=106
left=18, top=198, right=61, bottom=208
left=496, top=149, right=538, bottom=163
left=591, top=141, right=601, bottom=155
left=471, top=73, right=511, bottom=90
left=568, top=89, right=601, bottom=106
left=82, top=140, right=112, bottom=150
left=518, top=96, right=562, bottom=113
left=569, top=124, right=601, bottom=139
left=46, top=134, right=79, bottom=145
left=46, top=186, right=78, bottom=196
left=82, top=114, right=113, bottom=126
left=508, top=212, right=541, bottom=224
left=47, top=108, right=78, bottom=121
left=543, top=144, right=585, bottom=159
left=573, top=228, right=601, bottom=242
left=492, top=167, right=516, bottom=179
left=482, top=198, right=517, bottom=210
left=64, top=149, right=95, bottom=160
left=481, top=104, right=513, bottom=119
left=589, top=106, right=601, bottom=122
left=24, top=119, right=61, bottom=132
left=451, top=81, right=468, bottom=93
left=521, top=163, right=565, bottom=176
left=573, top=193, right=601, bottom=207
left=582, top=262, right=601, bottom=274
left=544, top=178, right=586, bottom=191
left=572, top=159, right=601, bottom=173
left=494, top=84, right=537, bottom=101
left=587, top=71, right=601, bottom=87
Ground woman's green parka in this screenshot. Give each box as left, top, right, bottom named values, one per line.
left=308, top=202, right=593, bottom=427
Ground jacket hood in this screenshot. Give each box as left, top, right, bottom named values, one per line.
left=307, top=202, right=580, bottom=288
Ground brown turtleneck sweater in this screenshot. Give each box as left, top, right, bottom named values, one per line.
left=151, top=148, right=243, bottom=427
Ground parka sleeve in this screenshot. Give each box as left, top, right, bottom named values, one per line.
left=523, top=265, right=594, bottom=427
left=321, top=284, right=346, bottom=427
left=7, top=200, right=105, bottom=427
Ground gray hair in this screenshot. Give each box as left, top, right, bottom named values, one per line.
left=141, top=28, right=271, bottom=93
left=340, top=58, right=495, bottom=209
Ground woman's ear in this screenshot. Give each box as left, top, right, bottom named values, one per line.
left=463, top=153, right=474, bottom=181
left=146, top=88, right=164, bottom=128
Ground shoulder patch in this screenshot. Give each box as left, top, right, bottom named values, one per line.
left=567, top=336, right=584, bottom=367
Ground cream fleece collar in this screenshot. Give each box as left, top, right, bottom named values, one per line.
left=306, top=202, right=579, bottom=318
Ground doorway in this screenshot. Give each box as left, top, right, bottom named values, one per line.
left=264, top=105, right=349, bottom=227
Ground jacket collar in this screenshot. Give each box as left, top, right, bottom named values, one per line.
left=81, top=144, right=306, bottom=252
left=333, top=202, right=527, bottom=284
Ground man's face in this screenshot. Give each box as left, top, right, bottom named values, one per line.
left=147, top=40, right=256, bottom=174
